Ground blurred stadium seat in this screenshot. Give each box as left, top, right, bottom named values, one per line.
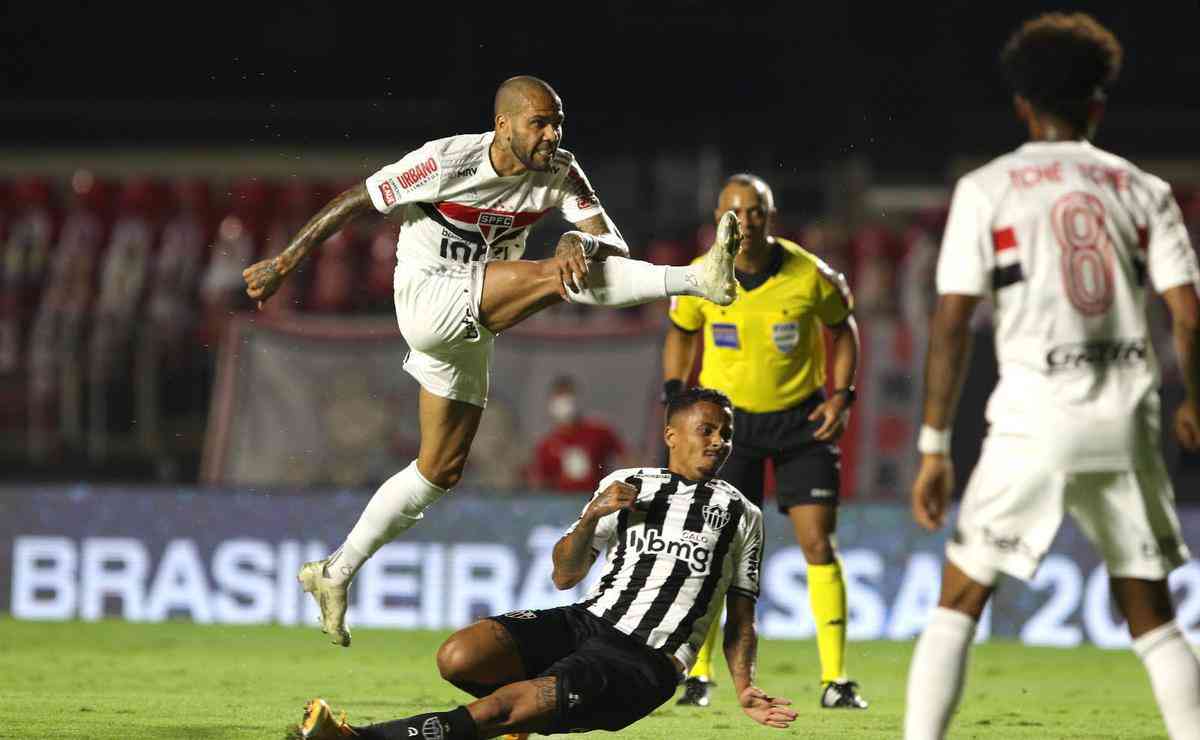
left=0, top=168, right=1197, bottom=500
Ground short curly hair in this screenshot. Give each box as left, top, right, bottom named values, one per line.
left=1000, top=12, right=1123, bottom=129
left=666, top=386, right=732, bottom=424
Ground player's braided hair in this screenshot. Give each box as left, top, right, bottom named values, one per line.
left=1000, top=12, right=1123, bottom=130
left=666, top=386, right=732, bottom=423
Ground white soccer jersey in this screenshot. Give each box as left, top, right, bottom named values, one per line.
left=365, top=132, right=606, bottom=267
left=938, top=140, right=1198, bottom=469
left=565, top=467, right=764, bottom=672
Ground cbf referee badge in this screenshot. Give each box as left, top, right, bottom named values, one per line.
left=702, top=504, right=730, bottom=531
left=772, top=321, right=799, bottom=353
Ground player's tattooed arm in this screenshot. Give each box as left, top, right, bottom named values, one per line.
left=572, top=212, right=630, bottom=259
left=552, top=212, right=630, bottom=297
left=242, top=183, right=375, bottom=306
left=724, top=592, right=796, bottom=729
left=723, top=592, right=759, bottom=694
left=531, top=676, right=558, bottom=713
left=551, top=481, right=637, bottom=589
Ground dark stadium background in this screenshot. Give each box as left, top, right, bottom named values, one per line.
left=8, top=2, right=1200, bottom=165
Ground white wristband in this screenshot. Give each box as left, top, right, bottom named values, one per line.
left=917, top=425, right=952, bottom=455
left=570, top=231, right=599, bottom=258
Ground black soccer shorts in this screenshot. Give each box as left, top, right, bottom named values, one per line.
left=488, top=606, right=680, bottom=734
left=721, top=390, right=842, bottom=512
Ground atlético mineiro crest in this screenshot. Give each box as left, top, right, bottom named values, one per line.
left=702, top=504, right=730, bottom=531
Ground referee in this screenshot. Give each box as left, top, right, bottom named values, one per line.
left=663, top=173, right=866, bottom=710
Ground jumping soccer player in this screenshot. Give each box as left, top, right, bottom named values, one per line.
left=904, top=13, right=1200, bottom=740
left=243, top=76, right=743, bottom=647
left=663, top=173, right=866, bottom=710
left=289, top=388, right=796, bottom=739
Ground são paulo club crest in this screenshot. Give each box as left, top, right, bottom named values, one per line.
left=702, top=503, right=730, bottom=531
left=433, top=202, right=550, bottom=246
left=476, top=211, right=515, bottom=243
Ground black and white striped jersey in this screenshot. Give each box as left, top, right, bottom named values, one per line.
left=565, top=467, right=764, bottom=671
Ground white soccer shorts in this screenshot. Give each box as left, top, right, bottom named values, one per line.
left=392, top=253, right=493, bottom=408
left=947, top=433, right=1191, bottom=586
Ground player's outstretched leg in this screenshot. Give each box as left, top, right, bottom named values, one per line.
left=568, top=209, right=742, bottom=309
left=300, top=390, right=481, bottom=647
left=289, top=678, right=559, bottom=740
left=478, top=211, right=742, bottom=334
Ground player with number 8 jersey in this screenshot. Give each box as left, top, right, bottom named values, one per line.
left=905, top=12, right=1200, bottom=740
left=936, top=138, right=1196, bottom=464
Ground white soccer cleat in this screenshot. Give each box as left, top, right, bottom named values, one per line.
left=299, top=560, right=352, bottom=647
left=693, top=210, right=742, bottom=306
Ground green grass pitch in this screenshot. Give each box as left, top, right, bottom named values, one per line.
left=0, top=618, right=1171, bottom=739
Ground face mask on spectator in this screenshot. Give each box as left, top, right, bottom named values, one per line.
left=549, top=394, right=578, bottom=424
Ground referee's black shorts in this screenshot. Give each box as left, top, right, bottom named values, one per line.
left=488, top=606, right=680, bottom=734
left=721, top=389, right=842, bottom=513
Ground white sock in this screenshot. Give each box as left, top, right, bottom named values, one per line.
left=565, top=257, right=669, bottom=307
left=664, top=264, right=709, bottom=298
left=1134, top=620, right=1200, bottom=740
left=904, top=607, right=977, bottom=740
left=328, top=462, right=448, bottom=585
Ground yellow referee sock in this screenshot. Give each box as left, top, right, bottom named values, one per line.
left=808, top=561, right=848, bottom=684
left=688, top=614, right=722, bottom=680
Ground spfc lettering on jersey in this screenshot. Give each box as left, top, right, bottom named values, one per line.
left=772, top=321, right=799, bottom=353
left=478, top=211, right=515, bottom=243
left=712, top=323, right=740, bottom=349
left=433, top=202, right=552, bottom=247
left=702, top=503, right=730, bottom=531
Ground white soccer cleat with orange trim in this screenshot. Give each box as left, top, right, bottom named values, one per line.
left=291, top=698, right=358, bottom=739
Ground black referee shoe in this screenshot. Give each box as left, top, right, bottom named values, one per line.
left=820, top=680, right=868, bottom=709
left=676, top=676, right=714, bottom=707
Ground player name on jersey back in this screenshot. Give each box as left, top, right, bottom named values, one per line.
left=937, top=140, right=1198, bottom=463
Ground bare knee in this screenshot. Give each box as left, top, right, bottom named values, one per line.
left=937, top=561, right=993, bottom=620
left=418, top=453, right=468, bottom=490
left=436, top=635, right=475, bottom=684
left=789, top=506, right=836, bottom=564
left=795, top=530, right=833, bottom=564
left=1112, top=577, right=1174, bottom=638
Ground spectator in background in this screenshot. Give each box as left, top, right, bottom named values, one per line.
left=528, top=376, right=626, bottom=493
